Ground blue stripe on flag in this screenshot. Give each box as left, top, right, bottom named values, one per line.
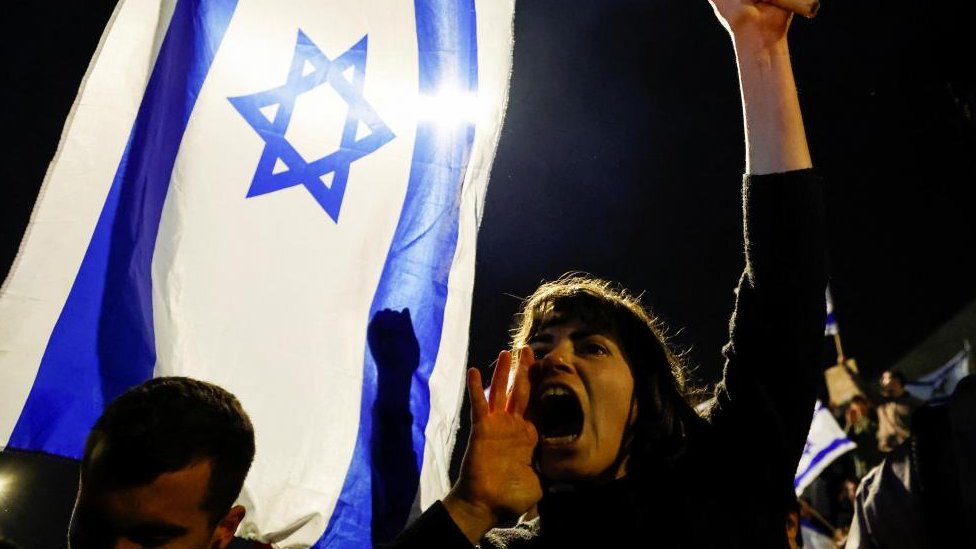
left=8, top=0, right=239, bottom=457
left=824, top=287, right=838, bottom=336
left=794, top=437, right=855, bottom=491
left=907, top=351, right=967, bottom=387
left=317, top=1, right=478, bottom=546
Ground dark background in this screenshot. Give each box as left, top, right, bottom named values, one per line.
left=2, top=0, right=975, bottom=547
left=468, top=0, right=976, bottom=388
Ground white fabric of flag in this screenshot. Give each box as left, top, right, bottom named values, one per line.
left=0, top=0, right=515, bottom=547
left=905, top=343, right=972, bottom=402
left=794, top=400, right=856, bottom=496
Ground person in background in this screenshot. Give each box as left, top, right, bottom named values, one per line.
left=875, top=370, right=924, bottom=453
left=68, top=376, right=256, bottom=549
left=786, top=494, right=805, bottom=549
left=843, top=395, right=883, bottom=478
left=845, top=375, right=976, bottom=548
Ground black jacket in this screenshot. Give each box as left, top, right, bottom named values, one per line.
left=384, top=169, right=828, bottom=549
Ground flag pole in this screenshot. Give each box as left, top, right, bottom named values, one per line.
left=798, top=497, right=838, bottom=536
left=833, top=332, right=846, bottom=366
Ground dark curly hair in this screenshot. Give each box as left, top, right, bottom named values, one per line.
left=510, top=273, right=705, bottom=474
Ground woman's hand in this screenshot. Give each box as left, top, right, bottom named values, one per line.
left=443, top=347, right=542, bottom=544
left=708, top=0, right=793, bottom=50
left=708, top=0, right=812, bottom=174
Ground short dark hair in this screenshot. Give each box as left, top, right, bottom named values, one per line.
left=848, top=394, right=871, bottom=409
left=511, top=273, right=703, bottom=469
left=82, top=377, right=256, bottom=525
left=885, top=370, right=907, bottom=386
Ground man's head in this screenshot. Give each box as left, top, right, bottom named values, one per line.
left=880, top=370, right=907, bottom=398
left=69, top=377, right=255, bottom=549
left=845, top=394, right=870, bottom=424
left=511, top=274, right=698, bottom=485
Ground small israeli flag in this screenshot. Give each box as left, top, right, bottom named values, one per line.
left=0, top=1, right=516, bottom=546
left=795, top=400, right=856, bottom=496
left=824, top=286, right=839, bottom=336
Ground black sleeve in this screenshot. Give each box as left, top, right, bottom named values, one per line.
left=376, top=500, right=476, bottom=549
left=707, top=168, right=829, bottom=487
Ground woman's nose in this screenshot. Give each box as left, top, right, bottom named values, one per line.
left=538, top=343, right=573, bottom=374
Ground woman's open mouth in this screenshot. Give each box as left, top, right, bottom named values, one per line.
left=535, top=385, right=584, bottom=445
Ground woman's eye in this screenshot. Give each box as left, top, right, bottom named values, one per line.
left=582, top=342, right=608, bottom=355
left=531, top=347, right=547, bottom=359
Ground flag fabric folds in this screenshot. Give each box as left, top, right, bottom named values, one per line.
left=795, top=400, right=856, bottom=496
left=0, top=0, right=515, bottom=547
left=905, top=343, right=972, bottom=403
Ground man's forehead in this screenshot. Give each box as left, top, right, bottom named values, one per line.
left=70, top=460, right=219, bottom=549
left=86, top=459, right=213, bottom=526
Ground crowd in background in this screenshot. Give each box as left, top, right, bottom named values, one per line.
left=797, top=364, right=966, bottom=548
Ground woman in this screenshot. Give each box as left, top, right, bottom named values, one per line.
left=385, top=0, right=827, bottom=546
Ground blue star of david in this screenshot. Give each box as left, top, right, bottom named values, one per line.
left=228, top=31, right=395, bottom=222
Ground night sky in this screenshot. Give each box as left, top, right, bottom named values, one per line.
left=469, top=0, right=976, bottom=387
left=1, top=0, right=975, bottom=514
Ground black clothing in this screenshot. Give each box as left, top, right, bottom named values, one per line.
left=846, top=416, right=883, bottom=478
left=877, top=392, right=925, bottom=452
left=384, top=169, right=828, bottom=548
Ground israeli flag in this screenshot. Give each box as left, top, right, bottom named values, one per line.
left=905, top=343, right=972, bottom=402
left=0, top=0, right=515, bottom=547
left=824, top=286, right=838, bottom=336
left=794, top=400, right=856, bottom=496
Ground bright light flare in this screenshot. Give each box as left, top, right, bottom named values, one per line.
left=415, top=90, right=487, bottom=131
left=0, top=472, right=12, bottom=505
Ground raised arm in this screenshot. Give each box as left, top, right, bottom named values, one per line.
left=709, top=0, right=812, bottom=174
left=705, top=0, right=828, bottom=512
